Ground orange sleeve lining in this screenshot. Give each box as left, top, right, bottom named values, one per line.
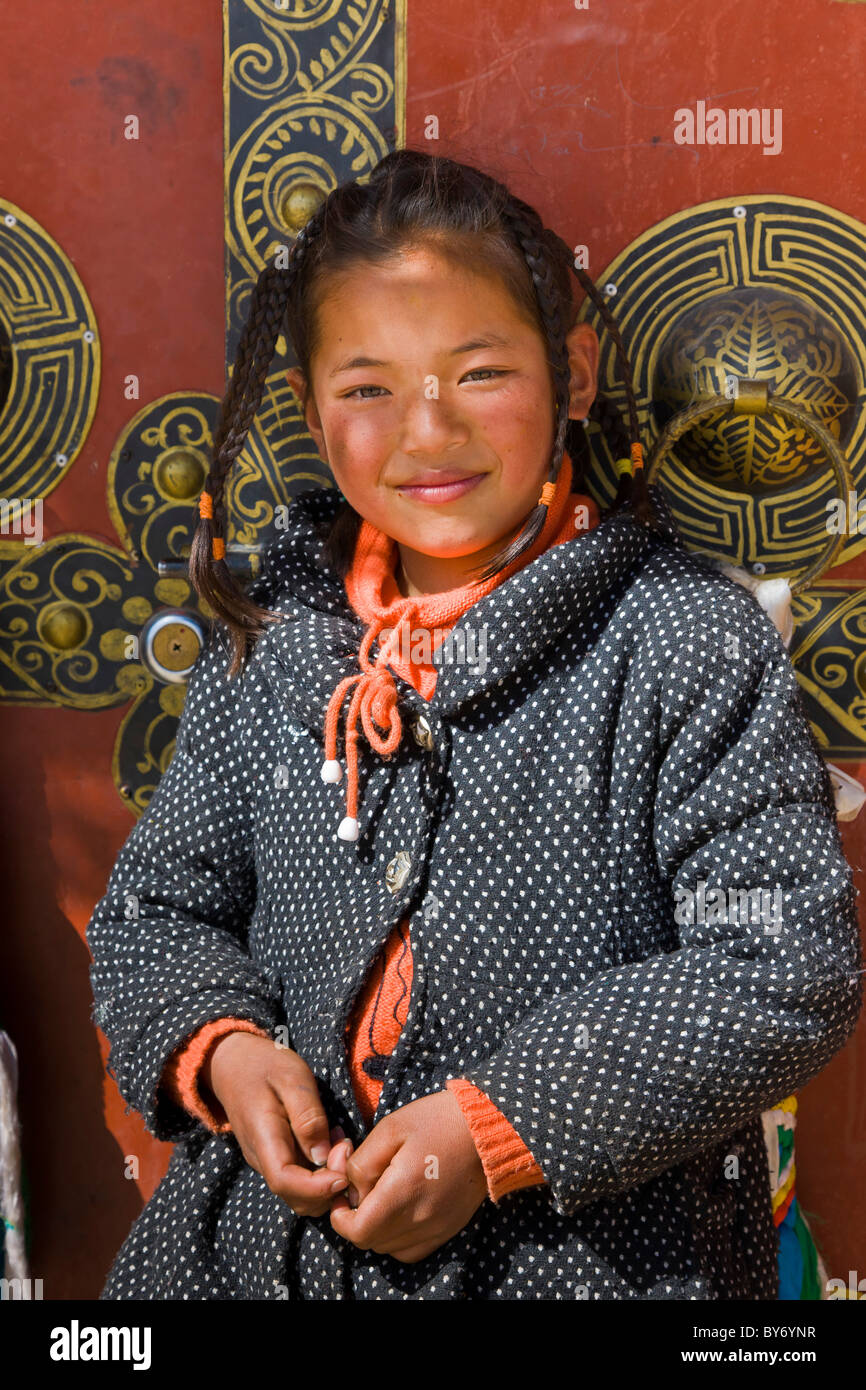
left=445, top=1076, right=547, bottom=1204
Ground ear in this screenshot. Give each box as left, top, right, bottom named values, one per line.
left=285, top=367, right=306, bottom=402
left=285, top=369, right=328, bottom=460
left=563, top=322, right=599, bottom=420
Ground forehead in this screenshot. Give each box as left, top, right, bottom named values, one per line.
left=316, top=245, right=528, bottom=332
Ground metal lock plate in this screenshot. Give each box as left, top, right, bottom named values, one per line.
left=140, top=608, right=208, bottom=684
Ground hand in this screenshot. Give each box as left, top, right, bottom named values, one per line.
left=202, top=1032, right=350, bottom=1217
left=328, top=1089, right=488, bottom=1264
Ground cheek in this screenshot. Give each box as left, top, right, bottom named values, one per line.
left=489, top=384, right=554, bottom=462
left=324, top=411, right=384, bottom=478
left=479, top=379, right=550, bottom=433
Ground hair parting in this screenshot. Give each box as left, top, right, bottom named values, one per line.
left=188, top=148, right=666, bottom=676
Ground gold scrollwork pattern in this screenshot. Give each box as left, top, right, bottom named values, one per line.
left=0, top=516, right=202, bottom=813
left=790, top=584, right=866, bottom=756
left=0, top=197, right=100, bottom=499
left=1, top=535, right=137, bottom=707
left=107, top=392, right=220, bottom=571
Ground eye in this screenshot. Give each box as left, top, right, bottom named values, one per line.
left=344, top=385, right=387, bottom=399
left=463, top=368, right=507, bottom=382
left=343, top=368, right=509, bottom=400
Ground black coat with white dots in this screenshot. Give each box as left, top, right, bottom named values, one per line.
left=86, top=484, right=863, bottom=1300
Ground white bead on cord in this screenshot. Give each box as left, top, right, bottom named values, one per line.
left=322, top=760, right=357, bottom=839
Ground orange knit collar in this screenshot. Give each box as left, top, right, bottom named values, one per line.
left=320, top=452, right=601, bottom=841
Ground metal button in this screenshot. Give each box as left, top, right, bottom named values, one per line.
left=411, top=713, right=434, bottom=751
left=384, top=851, right=412, bottom=894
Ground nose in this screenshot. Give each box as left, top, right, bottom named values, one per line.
left=399, top=384, right=470, bottom=455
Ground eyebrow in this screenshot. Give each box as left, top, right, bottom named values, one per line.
left=328, top=331, right=515, bottom=378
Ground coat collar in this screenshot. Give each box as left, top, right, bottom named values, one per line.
left=248, top=483, right=683, bottom=731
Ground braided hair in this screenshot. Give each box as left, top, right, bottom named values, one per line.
left=189, top=148, right=665, bottom=676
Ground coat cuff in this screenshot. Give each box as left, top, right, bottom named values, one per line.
left=445, top=1077, right=547, bottom=1204
left=162, top=1018, right=271, bottom=1133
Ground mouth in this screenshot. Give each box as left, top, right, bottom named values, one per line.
left=395, top=472, right=487, bottom=504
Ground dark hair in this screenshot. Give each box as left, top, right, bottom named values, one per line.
left=190, top=147, right=664, bottom=676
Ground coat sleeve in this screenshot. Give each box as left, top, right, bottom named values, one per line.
left=85, top=627, right=283, bottom=1143
left=456, top=611, right=864, bottom=1219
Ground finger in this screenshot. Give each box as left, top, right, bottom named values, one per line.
left=237, top=1108, right=335, bottom=1214
left=269, top=1062, right=334, bottom=1167
left=327, top=1138, right=353, bottom=1175
left=329, top=1153, right=409, bottom=1249
left=326, top=1143, right=354, bottom=1204
left=328, top=1189, right=352, bottom=1215
left=344, top=1117, right=402, bottom=1204
left=270, top=1159, right=349, bottom=1213
left=251, top=1098, right=348, bottom=1207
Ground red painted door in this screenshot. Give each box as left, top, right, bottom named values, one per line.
left=1, top=0, right=863, bottom=1297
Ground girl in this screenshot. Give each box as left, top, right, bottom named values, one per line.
left=87, top=149, right=862, bottom=1300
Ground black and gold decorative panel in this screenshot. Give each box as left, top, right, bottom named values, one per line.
left=790, top=583, right=866, bottom=758
left=0, top=197, right=100, bottom=502
left=0, top=386, right=222, bottom=812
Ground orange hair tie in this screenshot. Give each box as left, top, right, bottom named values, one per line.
left=212, top=536, right=226, bottom=561
left=538, top=480, right=557, bottom=507
left=199, top=491, right=214, bottom=519
left=630, top=442, right=644, bottom=472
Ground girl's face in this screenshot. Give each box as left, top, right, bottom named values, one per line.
left=286, top=245, right=598, bottom=595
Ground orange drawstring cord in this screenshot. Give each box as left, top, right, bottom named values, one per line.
left=321, top=608, right=416, bottom=840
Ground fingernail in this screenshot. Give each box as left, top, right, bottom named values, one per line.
left=330, top=1175, right=348, bottom=1193
left=347, top=1184, right=360, bottom=1208
left=332, top=1126, right=346, bottom=1140
left=311, top=1143, right=330, bottom=1165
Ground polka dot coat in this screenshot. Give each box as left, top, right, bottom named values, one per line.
left=86, top=485, right=863, bottom=1300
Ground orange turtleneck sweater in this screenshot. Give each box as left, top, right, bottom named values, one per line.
left=161, top=452, right=600, bottom=1203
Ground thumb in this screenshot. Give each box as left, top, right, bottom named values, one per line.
left=345, top=1114, right=403, bottom=1204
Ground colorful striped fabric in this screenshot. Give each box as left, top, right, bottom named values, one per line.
left=762, top=1096, right=829, bottom=1299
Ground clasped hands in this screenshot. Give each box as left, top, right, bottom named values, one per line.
left=202, top=1031, right=489, bottom=1264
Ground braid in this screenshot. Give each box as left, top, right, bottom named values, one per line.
left=565, top=389, right=631, bottom=492
left=590, top=390, right=631, bottom=460
left=188, top=206, right=327, bottom=676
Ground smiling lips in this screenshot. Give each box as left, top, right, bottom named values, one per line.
left=396, top=472, right=486, bottom=503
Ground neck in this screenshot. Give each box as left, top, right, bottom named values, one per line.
left=394, top=520, right=527, bottom=598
